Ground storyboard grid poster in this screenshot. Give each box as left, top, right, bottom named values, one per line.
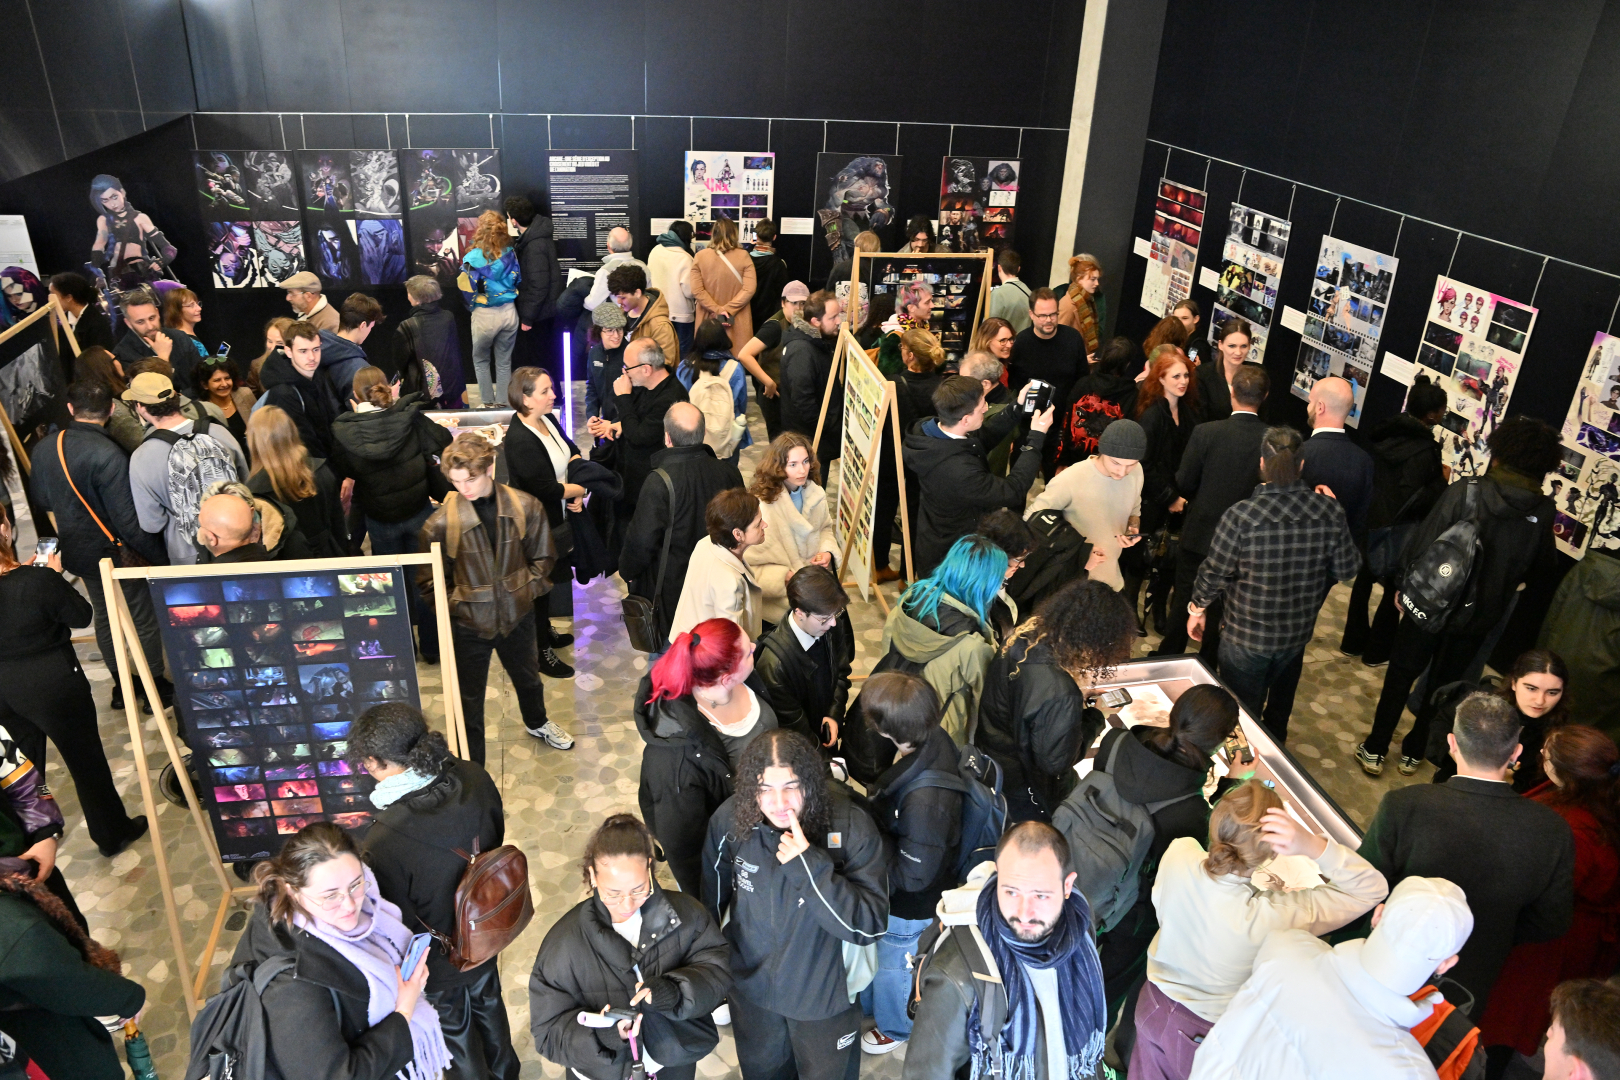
left=1551, top=333, right=1620, bottom=557
left=684, top=152, right=774, bottom=245
left=1140, top=179, right=1204, bottom=316
left=151, top=569, right=421, bottom=862
left=1210, top=204, right=1290, bottom=364
left=937, top=157, right=1019, bottom=254
left=1413, top=277, right=1538, bottom=481
left=194, top=151, right=309, bottom=289
left=1291, top=237, right=1400, bottom=428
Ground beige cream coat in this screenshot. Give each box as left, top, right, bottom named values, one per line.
left=690, top=246, right=757, bottom=353
left=668, top=535, right=763, bottom=644
left=743, top=483, right=838, bottom=624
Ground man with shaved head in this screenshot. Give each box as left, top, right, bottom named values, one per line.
left=196, top=489, right=264, bottom=561
left=1301, top=375, right=1375, bottom=542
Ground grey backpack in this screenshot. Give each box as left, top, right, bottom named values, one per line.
left=147, top=415, right=238, bottom=544
left=1052, top=734, right=1200, bottom=933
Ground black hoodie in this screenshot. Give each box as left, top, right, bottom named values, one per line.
left=904, top=419, right=1046, bottom=576
left=779, top=319, right=841, bottom=463
left=1366, top=412, right=1446, bottom=531
left=329, top=393, right=453, bottom=523
left=870, top=724, right=963, bottom=919
left=514, top=217, right=563, bottom=324
left=259, top=347, right=340, bottom=458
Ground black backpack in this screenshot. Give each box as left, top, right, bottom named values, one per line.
left=874, top=743, right=1009, bottom=885
left=1006, top=509, right=1093, bottom=612
left=1397, top=481, right=1483, bottom=634
left=184, top=955, right=295, bottom=1080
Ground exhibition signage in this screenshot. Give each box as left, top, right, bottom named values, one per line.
left=548, top=150, right=640, bottom=274
left=684, top=151, right=774, bottom=246
left=1210, top=203, right=1290, bottom=364
left=1291, top=237, right=1400, bottom=427
left=1139, top=178, right=1204, bottom=316
left=1551, top=332, right=1620, bottom=557
left=937, top=156, right=1020, bottom=254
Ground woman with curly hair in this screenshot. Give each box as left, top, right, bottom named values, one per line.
left=1058, top=256, right=1102, bottom=355
left=1134, top=346, right=1200, bottom=534
left=194, top=354, right=256, bottom=452
left=977, top=578, right=1137, bottom=823
left=700, top=728, right=888, bottom=1080
left=459, top=209, right=522, bottom=408
left=528, top=814, right=731, bottom=1080
left=745, top=433, right=837, bottom=628
left=0, top=870, right=144, bottom=1079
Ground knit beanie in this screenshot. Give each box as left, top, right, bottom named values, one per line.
left=1098, top=418, right=1147, bottom=461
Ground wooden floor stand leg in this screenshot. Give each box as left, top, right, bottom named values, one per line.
left=428, top=544, right=469, bottom=759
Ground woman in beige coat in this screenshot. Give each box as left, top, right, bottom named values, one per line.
left=668, top=488, right=765, bottom=644
left=689, top=217, right=757, bottom=353
left=744, top=433, right=838, bottom=628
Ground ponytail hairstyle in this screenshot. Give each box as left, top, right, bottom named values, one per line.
left=346, top=703, right=453, bottom=777
left=0, top=873, right=121, bottom=973
left=1202, top=779, right=1283, bottom=879
left=251, top=821, right=359, bottom=927
left=1541, top=725, right=1620, bottom=851
left=580, top=813, right=657, bottom=889
left=1148, top=683, right=1240, bottom=771
left=646, top=617, right=750, bottom=703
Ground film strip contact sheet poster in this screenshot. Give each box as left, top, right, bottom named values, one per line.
left=1140, top=179, right=1205, bottom=317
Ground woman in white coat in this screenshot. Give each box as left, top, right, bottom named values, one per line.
left=744, top=432, right=838, bottom=631
left=668, top=488, right=765, bottom=644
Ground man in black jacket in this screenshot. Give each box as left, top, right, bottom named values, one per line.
left=619, top=403, right=743, bottom=639
left=29, top=380, right=169, bottom=711
left=754, top=565, right=853, bottom=750
left=1356, top=416, right=1560, bottom=776
left=1153, top=364, right=1269, bottom=658
left=353, top=704, right=518, bottom=1080
left=113, top=287, right=199, bottom=391
left=608, top=338, right=690, bottom=532
left=1300, top=376, right=1374, bottom=540
left=748, top=220, right=790, bottom=334
left=508, top=196, right=563, bottom=383
left=395, top=276, right=467, bottom=407
left=702, top=729, right=888, bottom=1080
left=48, top=272, right=115, bottom=353
left=1358, top=692, right=1573, bottom=1014
left=779, top=291, right=845, bottom=465
left=260, top=321, right=341, bottom=457
left=905, top=375, right=1052, bottom=577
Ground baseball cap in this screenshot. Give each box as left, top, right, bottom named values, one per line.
left=121, top=372, right=178, bottom=405
left=782, top=281, right=811, bottom=302
left=278, top=270, right=321, bottom=291
left=1360, top=876, right=1473, bottom=995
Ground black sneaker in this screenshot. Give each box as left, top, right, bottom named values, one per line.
left=110, top=681, right=124, bottom=711
left=538, top=646, right=575, bottom=679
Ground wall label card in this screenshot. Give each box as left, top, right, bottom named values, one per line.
left=549, top=151, right=640, bottom=274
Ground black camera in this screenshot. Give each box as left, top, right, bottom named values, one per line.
left=1022, top=379, right=1054, bottom=414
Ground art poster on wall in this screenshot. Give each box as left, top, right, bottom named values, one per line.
left=1140, top=179, right=1204, bottom=316
left=548, top=151, right=640, bottom=275
left=1210, top=204, right=1289, bottom=364
left=862, top=254, right=990, bottom=360
left=937, top=157, right=1020, bottom=254
left=294, top=150, right=407, bottom=286
left=813, top=153, right=902, bottom=281
left=194, top=152, right=308, bottom=290
left=402, top=149, right=504, bottom=289
left=1412, top=276, right=1537, bottom=480
left=684, top=152, right=774, bottom=246
left=1549, top=332, right=1620, bottom=557
left=150, top=568, right=421, bottom=862
left=1290, top=237, right=1399, bottom=427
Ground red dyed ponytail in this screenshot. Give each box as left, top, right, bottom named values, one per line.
left=647, top=618, right=750, bottom=703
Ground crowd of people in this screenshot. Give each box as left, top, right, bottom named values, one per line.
left=2, top=211, right=1618, bottom=1080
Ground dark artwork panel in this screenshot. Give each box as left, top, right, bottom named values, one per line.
left=863, top=253, right=991, bottom=361
left=812, top=153, right=902, bottom=285
left=356, top=219, right=407, bottom=285
left=349, top=151, right=402, bottom=218
left=297, top=151, right=355, bottom=215
left=241, top=151, right=300, bottom=215
left=208, top=222, right=270, bottom=289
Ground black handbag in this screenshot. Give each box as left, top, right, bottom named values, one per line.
left=620, top=469, right=674, bottom=652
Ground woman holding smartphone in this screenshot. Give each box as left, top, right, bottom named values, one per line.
left=529, top=814, right=732, bottom=1080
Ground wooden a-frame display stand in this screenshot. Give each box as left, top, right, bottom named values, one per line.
left=0, top=295, right=82, bottom=480
left=100, top=549, right=468, bottom=1017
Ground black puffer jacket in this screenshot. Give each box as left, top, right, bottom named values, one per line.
left=1366, top=413, right=1446, bottom=531
left=634, top=671, right=777, bottom=895
left=259, top=348, right=340, bottom=458
left=976, top=636, right=1105, bottom=822
left=229, top=904, right=417, bottom=1080
left=870, top=724, right=963, bottom=919
left=780, top=321, right=841, bottom=463
left=618, top=444, right=743, bottom=633
left=361, top=759, right=504, bottom=990
left=329, top=394, right=453, bottom=524
left=753, top=613, right=854, bottom=745
left=528, top=888, right=731, bottom=1080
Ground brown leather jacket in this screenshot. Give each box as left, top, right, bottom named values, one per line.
left=419, top=484, right=556, bottom=639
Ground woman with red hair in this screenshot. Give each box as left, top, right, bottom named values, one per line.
left=1134, top=347, right=1200, bottom=535
left=1478, top=725, right=1620, bottom=1065
left=634, top=618, right=778, bottom=893
left=1059, top=256, right=1102, bottom=356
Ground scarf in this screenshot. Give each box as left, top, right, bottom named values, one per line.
left=293, top=866, right=453, bottom=1080
left=966, top=877, right=1106, bottom=1080
left=369, top=768, right=436, bottom=810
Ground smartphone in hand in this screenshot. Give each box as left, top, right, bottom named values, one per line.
left=400, top=932, right=433, bottom=980
left=31, top=538, right=58, bottom=567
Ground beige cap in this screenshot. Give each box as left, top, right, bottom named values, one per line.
left=278, top=270, right=321, bottom=291
left=121, top=371, right=178, bottom=405
left=1360, top=876, right=1473, bottom=995
left=782, top=280, right=811, bottom=301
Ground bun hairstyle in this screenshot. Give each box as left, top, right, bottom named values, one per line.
left=252, top=821, right=359, bottom=926
left=580, top=813, right=656, bottom=888
left=346, top=702, right=453, bottom=777
left=1202, top=779, right=1283, bottom=879
left=646, top=617, right=749, bottom=703
left=1148, top=684, right=1240, bottom=771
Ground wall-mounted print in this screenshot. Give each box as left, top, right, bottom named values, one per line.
left=1139, top=178, right=1204, bottom=317
left=243, top=151, right=299, bottom=215
left=91, top=173, right=178, bottom=288
left=195, top=153, right=250, bottom=220
left=937, top=157, right=1020, bottom=255
left=356, top=219, right=406, bottom=284
left=300, top=153, right=354, bottom=214
left=685, top=152, right=774, bottom=246
left=813, top=153, right=901, bottom=280
left=209, top=222, right=268, bottom=288
left=252, top=221, right=307, bottom=284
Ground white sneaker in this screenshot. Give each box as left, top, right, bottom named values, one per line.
left=528, top=720, right=575, bottom=750
left=862, top=1029, right=905, bottom=1055
left=711, top=1003, right=731, bottom=1027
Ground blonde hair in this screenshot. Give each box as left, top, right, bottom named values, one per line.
left=708, top=217, right=740, bottom=254
left=246, top=406, right=318, bottom=501
left=1203, top=779, right=1283, bottom=879
left=441, top=432, right=497, bottom=478
left=900, top=327, right=944, bottom=373
left=853, top=231, right=882, bottom=254
left=472, top=210, right=510, bottom=261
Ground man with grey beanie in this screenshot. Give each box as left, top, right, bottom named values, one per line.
left=1189, top=876, right=1474, bottom=1079
left=1026, top=417, right=1145, bottom=591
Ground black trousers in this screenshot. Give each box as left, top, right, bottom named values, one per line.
left=0, top=648, right=139, bottom=852
left=452, top=611, right=548, bottom=766
left=1153, top=547, right=1221, bottom=660
left=731, top=994, right=862, bottom=1080
left=1340, top=566, right=1401, bottom=658
left=87, top=577, right=165, bottom=695
left=753, top=376, right=783, bottom=441
left=427, top=962, right=521, bottom=1080
left=1363, top=616, right=1488, bottom=759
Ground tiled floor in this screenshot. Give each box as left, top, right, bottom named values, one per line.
left=14, top=393, right=1433, bottom=1079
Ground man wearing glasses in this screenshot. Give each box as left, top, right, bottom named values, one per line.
left=1007, top=287, right=1086, bottom=399
left=608, top=338, right=690, bottom=527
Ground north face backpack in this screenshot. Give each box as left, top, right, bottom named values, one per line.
left=183, top=954, right=295, bottom=1080
left=689, top=359, right=747, bottom=458
left=1051, top=734, right=1200, bottom=933
left=1006, top=509, right=1094, bottom=613
left=1398, top=480, right=1483, bottom=634
left=148, top=415, right=238, bottom=545
left=877, top=742, right=1009, bottom=886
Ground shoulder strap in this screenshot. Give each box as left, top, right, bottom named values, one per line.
left=719, top=251, right=745, bottom=286
left=194, top=412, right=211, bottom=436
left=250, top=954, right=297, bottom=994
left=885, top=768, right=969, bottom=807
left=720, top=358, right=740, bottom=382
left=651, top=470, right=676, bottom=599
left=57, top=432, right=119, bottom=546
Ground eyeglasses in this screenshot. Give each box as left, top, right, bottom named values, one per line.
left=1007, top=555, right=1028, bottom=571
left=599, top=882, right=652, bottom=904
left=300, top=876, right=365, bottom=911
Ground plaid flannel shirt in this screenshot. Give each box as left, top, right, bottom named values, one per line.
left=1191, top=479, right=1361, bottom=654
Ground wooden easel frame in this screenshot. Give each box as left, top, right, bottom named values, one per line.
left=0, top=296, right=77, bottom=477
left=849, top=249, right=995, bottom=353
left=100, top=548, right=467, bottom=1017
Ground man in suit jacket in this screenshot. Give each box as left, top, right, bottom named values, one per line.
left=1358, top=692, right=1574, bottom=1015
left=1300, top=376, right=1375, bottom=540
left=1153, top=364, right=1270, bottom=657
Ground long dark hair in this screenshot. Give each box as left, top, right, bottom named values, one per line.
left=0, top=873, right=121, bottom=973
left=1541, top=725, right=1620, bottom=852
left=1498, top=648, right=1570, bottom=729
left=580, top=813, right=656, bottom=888
left=731, top=729, right=832, bottom=843
left=346, top=703, right=453, bottom=776
left=1146, top=684, right=1240, bottom=771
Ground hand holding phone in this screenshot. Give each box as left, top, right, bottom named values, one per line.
left=400, top=932, right=433, bottom=980
left=31, top=538, right=58, bottom=567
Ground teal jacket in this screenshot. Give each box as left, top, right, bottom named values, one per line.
left=460, top=246, right=521, bottom=308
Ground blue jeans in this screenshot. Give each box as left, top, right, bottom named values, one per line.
left=673, top=320, right=694, bottom=357
left=367, top=506, right=438, bottom=660
left=471, top=303, right=519, bottom=407
left=1217, top=638, right=1305, bottom=744
left=859, top=914, right=931, bottom=1040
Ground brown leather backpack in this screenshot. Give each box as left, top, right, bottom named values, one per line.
left=442, top=839, right=534, bottom=971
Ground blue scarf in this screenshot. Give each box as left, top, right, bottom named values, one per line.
left=369, top=768, right=435, bottom=810
left=966, top=877, right=1107, bottom=1080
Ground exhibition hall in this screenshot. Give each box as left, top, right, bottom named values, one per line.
left=0, top=2, right=1616, bottom=1079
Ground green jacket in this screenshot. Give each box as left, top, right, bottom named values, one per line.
left=880, top=593, right=997, bottom=744
left=0, top=891, right=144, bottom=1080
left=1539, top=549, right=1620, bottom=740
